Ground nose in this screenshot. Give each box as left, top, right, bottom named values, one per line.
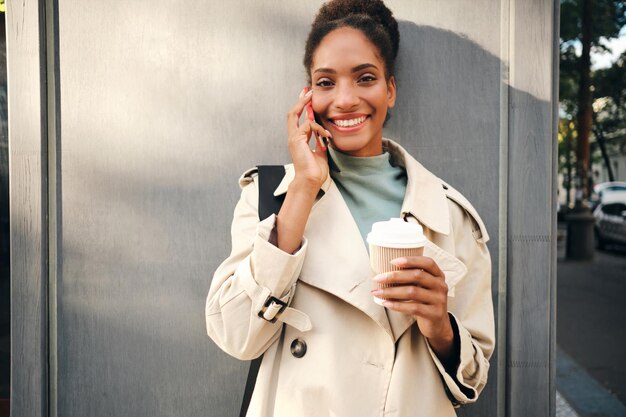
left=333, top=81, right=359, bottom=110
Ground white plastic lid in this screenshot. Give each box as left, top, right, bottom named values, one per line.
left=366, top=218, right=427, bottom=248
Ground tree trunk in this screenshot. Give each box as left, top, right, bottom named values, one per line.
left=593, top=122, right=615, bottom=182
left=576, top=0, right=593, bottom=203
left=566, top=130, right=572, bottom=208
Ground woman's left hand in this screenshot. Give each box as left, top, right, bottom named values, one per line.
left=372, top=256, right=454, bottom=352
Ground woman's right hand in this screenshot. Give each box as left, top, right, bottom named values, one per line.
left=286, top=88, right=332, bottom=192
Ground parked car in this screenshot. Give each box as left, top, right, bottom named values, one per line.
left=590, top=181, right=626, bottom=211
left=593, top=191, right=626, bottom=249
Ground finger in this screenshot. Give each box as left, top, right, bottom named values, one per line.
left=313, top=130, right=329, bottom=155
left=308, top=120, right=332, bottom=147
left=313, top=121, right=332, bottom=151
left=292, top=119, right=332, bottom=146
left=372, top=285, right=440, bottom=304
left=287, top=89, right=314, bottom=135
left=375, top=270, right=449, bottom=294
left=314, top=133, right=329, bottom=152
left=382, top=300, right=435, bottom=318
left=373, top=268, right=433, bottom=286
left=390, top=256, right=444, bottom=278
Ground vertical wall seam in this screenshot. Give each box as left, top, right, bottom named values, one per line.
left=44, top=0, right=58, bottom=415
left=37, top=0, right=51, bottom=415
left=497, top=0, right=511, bottom=415
left=549, top=1, right=560, bottom=416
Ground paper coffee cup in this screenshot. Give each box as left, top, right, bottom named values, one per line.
left=366, top=218, right=427, bottom=305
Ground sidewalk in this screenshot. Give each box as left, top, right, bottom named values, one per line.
left=556, top=224, right=626, bottom=416
left=557, top=391, right=580, bottom=417
left=557, top=348, right=626, bottom=417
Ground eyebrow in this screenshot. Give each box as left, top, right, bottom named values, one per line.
left=313, top=63, right=378, bottom=74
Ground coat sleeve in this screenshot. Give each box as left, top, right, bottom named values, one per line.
left=205, top=175, right=309, bottom=360
left=425, top=201, right=495, bottom=406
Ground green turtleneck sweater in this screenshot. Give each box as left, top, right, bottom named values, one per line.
left=328, top=146, right=408, bottom=247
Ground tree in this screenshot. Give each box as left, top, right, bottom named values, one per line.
left=593, top=50, right=626, bottom=150
left=559, top=0, right=626, bottom=203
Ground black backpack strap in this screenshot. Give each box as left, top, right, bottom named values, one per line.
left=257, top=165, right=287, bottom=220
left=239, top=164, right=286, bottom=417
left=239, top=357, right=263, bottom=417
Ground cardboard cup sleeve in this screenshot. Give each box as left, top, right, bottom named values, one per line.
left=369, top=245, right=424, bottom=305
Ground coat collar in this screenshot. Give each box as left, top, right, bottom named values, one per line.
left=273, top=138, right=450, bottom=236
left=383, top=139, right=450, bottom=236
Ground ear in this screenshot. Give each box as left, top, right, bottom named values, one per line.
left=387, top=76, right=397, bottom=108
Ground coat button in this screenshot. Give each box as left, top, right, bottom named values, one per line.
left=290, top=338, right=307, bottom=358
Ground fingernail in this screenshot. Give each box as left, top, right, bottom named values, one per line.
left=305, top=89, right=313, bottom=97
left=371, top=289, right=383, bottom=295
left=390, top=258, right=405, bottom=266
left=325, top=130, right=332, bottom=137
left=373, top=273, right=387, bottom=282
left=299, top=88, right=306, bottom=98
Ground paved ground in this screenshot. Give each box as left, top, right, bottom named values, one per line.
left=558, top=347, right=626, bottom=417
left=557, top=390, right=581, bottom=417
left=557, top=236, right=626, bottom=415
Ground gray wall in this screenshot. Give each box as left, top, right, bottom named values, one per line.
left=8, top=0, right=558, bottom=416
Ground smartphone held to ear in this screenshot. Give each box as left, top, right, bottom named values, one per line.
left=303, top=87, right=329, bottom=148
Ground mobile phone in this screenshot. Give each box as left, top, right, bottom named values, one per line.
left=303, top=87, right=329, bottom=147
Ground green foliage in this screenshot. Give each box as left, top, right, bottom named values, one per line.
left=560, top=43, right=580, bottom=113
left=559, top=0, right=626, bottom=187
left=593, top=51, right=626, bottom=152
left=560, top=0, right=626, bottom=44
left=560, top=0, right=626, bottom=113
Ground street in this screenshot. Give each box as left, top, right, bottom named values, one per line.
left=557, top=242, right=626, bottom=415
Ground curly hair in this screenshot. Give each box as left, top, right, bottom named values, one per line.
left=303, top=0, right=400, bottom=81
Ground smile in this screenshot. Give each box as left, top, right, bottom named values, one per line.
left=330, top=115, right=368, bottom=128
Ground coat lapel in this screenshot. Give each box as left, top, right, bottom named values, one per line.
left=296, top=181, right=394, bottom=340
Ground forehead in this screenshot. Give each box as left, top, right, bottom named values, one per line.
left=311, top=27, right=384, bottom=71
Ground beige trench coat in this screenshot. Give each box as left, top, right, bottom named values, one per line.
left=206, top=139, right=495, bottom=417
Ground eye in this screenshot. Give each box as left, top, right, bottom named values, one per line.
left=315, top=78, right=334, bottom=88
left=358, top=74, right=377, bottom=83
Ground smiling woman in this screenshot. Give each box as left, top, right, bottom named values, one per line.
left=205, top=1, right=495, bottom=416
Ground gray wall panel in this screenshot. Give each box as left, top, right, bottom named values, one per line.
left=7, top=0, right=48, bottom=416
left=507, top=0, right=557, bottom=415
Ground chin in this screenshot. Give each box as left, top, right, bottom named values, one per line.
left=329, top=136, right=378, bottom=156
left=330, top=138, right=364, bottom=151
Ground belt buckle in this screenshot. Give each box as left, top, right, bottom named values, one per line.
left=258, top=296, right=288, bottom=323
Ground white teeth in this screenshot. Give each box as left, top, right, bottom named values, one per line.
left=334, top=116, right=366, bottom=127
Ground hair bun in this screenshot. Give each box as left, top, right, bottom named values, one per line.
left=315, top=0, right=399, bottom=59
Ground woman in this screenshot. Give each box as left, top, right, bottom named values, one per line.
left=206, top=1, right=495, bottom=415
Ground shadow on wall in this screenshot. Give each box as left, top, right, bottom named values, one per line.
left=9, top=13, right=552, bottom=417
left=391, top=21, right=502, bottom=249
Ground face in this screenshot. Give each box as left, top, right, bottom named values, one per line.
left=310, top=27, right=396, bottom=157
